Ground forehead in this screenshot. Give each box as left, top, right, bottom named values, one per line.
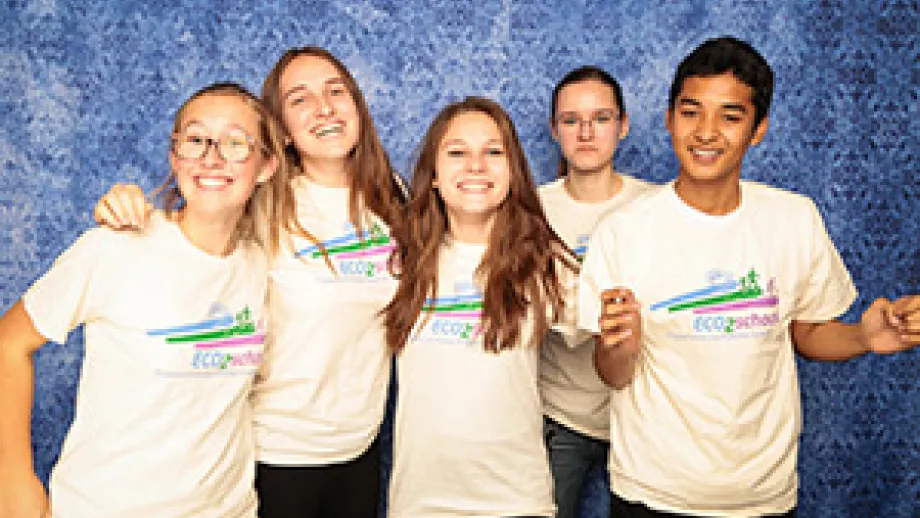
left=179, top=94, right=260, bottom=132
left=556, top=79, right=618, bottom=111
left=441, top=111, right=502, bottom=143
left=677, top=73, right=754, bottom=106
left=281, top=55, right=343, bottom=91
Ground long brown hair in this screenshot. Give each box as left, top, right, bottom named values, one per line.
left=155, top=82, right=291, bottom=255
left=261, top=46, right=406, bottom=245
left=383, top=97, right=578, bottom=353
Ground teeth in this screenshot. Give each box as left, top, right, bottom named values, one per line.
left=458, top=180, right=492, bottom=192
left=196, top=176, right=231, bottom=188
left=692, top=149, right=720, bottom=157
left=315, top=124, right=343, bottom=137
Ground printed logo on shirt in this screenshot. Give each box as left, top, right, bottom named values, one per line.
left=573, top=234, right=589, bottom=262
left=416, top=281, right=484, bottom=345
left=650, top=268, right=779, bottom=337
left=146, top=303, right=265, bottom=376
left=294, top=222, right=395, bottom=281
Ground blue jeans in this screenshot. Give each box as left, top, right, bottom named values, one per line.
left=544, top=417, right=609, bottom=518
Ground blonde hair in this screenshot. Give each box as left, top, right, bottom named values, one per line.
left=154, top=82, right=292, bottom=255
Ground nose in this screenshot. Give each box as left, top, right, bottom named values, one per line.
left=317, top=92, right=336, bottom=117
left=578, top=118, right=595, bottom=141
left=202, top=139, right=225, bottom=166
left=467, top=151, right=486, bottom=173
left=693, top=113, right=719, bottom=143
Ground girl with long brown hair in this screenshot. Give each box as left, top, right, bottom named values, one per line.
left=382, top=96, right=577, bottom=517
left=92, top=47, right=406, bottom=518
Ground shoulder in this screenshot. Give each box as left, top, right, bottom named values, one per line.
left=742, top=180, right=820, bottom=219
left=538, top=178, right=566, bottom=202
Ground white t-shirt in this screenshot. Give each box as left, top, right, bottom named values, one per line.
left=251, top=176, right=396, bottom=465
left=538, top=174, right=652, bottom=440
left=24, top=212, right=267, bottom=518
left=388, top=240, right=555, bottom=518
left=578, top=181, right=856, bottom=516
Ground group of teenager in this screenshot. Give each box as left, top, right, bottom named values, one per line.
left=0, top=35, right=917, bottom=518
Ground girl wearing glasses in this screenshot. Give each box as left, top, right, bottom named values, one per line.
left=92, top=47, right=405, bottom=518
left=382, top=97, right=577, bottom=517
left=538, top=66, right=653, bottom=518
left=0, top=83, right=288, bottom=517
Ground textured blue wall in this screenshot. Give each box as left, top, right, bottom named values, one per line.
left=1, top=1, right=917, bottom=516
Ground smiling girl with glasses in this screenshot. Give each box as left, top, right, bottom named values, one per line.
left=0, top=82, right=289, bottom=517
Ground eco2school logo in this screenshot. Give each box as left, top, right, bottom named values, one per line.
left=294, top=222, right=395, bottom=281
left=418, top=282, right=484, bottom=345
left=650, top=268, right=779, bottom=335
left=146, top=303, right=265, bottom=375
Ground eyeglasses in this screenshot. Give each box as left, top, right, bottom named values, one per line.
left=555, top=110, right=621, bottom=131
left=171, top=130, right=267, bottom=163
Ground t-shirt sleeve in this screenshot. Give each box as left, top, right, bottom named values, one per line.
left=577, top=218, right=620, bottom=334
left=792, top=200, right=857, bottom=322
left=22, top=228, right=110, bottom=344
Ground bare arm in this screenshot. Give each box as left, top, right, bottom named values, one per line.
left=793, top=296, right=920, bottom=361
left=0, top=301, right=51, bottom=517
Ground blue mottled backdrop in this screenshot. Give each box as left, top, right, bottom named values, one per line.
left=1, top=0, right=918, bottom=516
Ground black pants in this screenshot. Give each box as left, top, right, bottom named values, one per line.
left=610, top=492, right=796, bottom=518
left=256, top=439, right=380, bottom=518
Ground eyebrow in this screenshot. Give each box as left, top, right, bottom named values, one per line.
left=441, top=138, right=504, bottom=147
left=282, top=77, right=348, bottom=102
left=677, top=98, right=747, bottom=112
left=557, top=108, right=618, bottom=116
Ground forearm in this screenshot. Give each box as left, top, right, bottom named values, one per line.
left=792, top=320, right=868, bottom=361
left=594, top=337, right=638, bottom=389
left=0, top=349, right=36, bottom=476
left=0, top=302, right=43, bottom=476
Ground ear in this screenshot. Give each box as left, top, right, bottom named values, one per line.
left=750, top=116, right=769, bottom=146
left=256, top=155, right=278, bottom=185
left=550, top=118, right=559, bottom=142
left=431, top=177, right=439, bottom=188
left=619, top=112, right=630, bottom=140
left=665, top=108, right=674, bottom=134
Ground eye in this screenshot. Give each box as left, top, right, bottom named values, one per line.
left=184, top=134, right=207, bottom=145
left=594, top=114, right=613, bottom=124
left=559, top=117, right=578, bottom=126
left=486, top=147, right=505, bottom=156
left=329, top=85, right=348, bottom=96
left=679, top=109, right=698, bottom=118
left=722, top=114, right=742, bottom=123
left=289, top=95, right=307, bottom=107
left=446, top=148, right=466, bottom=157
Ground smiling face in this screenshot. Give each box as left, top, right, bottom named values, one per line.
left=169, top=93, right=275, bottom=220
left=434, top=110, right=511, bottom=240
left=552, top=79, right=629, bottom=175
left=278, top=54, right=360, bottom=164
left=666, top=72, right=768, bottom=186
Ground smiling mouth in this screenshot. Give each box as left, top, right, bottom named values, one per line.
left=690, top=147, right=723, bottom=162
left=194, top=175, right=234, bottom=190
left=312, top=122, right=344, bottom=138
left=457, top=180, right=494, bottom=193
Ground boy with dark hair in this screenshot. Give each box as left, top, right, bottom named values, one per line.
left=578, top=36, right=920, bottom=518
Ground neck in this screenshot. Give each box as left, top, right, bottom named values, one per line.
left=176, top=208, right=240, bottom=256
left=564, top=163, right=622, bottom=202
left=447, top=213, right=494, bottom=245
left=301, top=156, right=349, bottom=188
left=673, top=173, right=741, bottom=215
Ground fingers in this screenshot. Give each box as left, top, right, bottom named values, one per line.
left=598, top=287, right=641, bottom=349
left=93, top=184, right=149, bottom=230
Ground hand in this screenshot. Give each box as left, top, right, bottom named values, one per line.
left=598, top=287, right=642, bottom=354
left=0, top=471, right=50, bottom=518
left=92, top=183, right=152, bottom=230
left=861, top=296, right=920, bottom=354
